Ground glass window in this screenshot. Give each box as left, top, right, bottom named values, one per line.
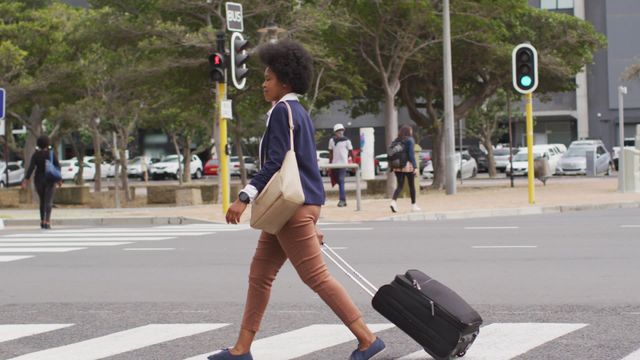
left=541, top=0, right=573, bottom=9
left=557, top=0, right=574, bottom=9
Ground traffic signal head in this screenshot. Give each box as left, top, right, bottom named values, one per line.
left=208, top=52, right=226, bottom=82
left=512, top=43, right=538, bottom=94
left=230, top=32, right=249, bottom=89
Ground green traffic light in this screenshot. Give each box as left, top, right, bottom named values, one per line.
left=520, top=75, right=532, bottom=87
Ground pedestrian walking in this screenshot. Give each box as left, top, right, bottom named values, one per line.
left=21, top=135, right=61, bottom=229
left=389, top=125, right=421, bottom=213
left=328, top=123, right=353, bottom=207
left=220, top=40, right=385, bottom=360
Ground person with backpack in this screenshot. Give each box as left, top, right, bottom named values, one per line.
left=328, top=123, right=353, bottom=207
left=21, top=135, right=62, bottom=229
left=389, top=125, right=420, bottom=213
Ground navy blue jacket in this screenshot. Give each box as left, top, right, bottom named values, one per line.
left=250, top=100, right=325, bottom=205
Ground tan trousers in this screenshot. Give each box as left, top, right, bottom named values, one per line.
left=241, top=205, right=363, bottom=332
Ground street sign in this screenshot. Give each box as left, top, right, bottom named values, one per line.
left=221, top=100, right=233, bottom=119
left=225, top=2, right=243, bottom=32
left=0, top=88, right=5, bottom=120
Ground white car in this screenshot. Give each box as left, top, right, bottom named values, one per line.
left=493, top=148, right=518, bottom=173
left=127, top=156, right=154, bottom=179
left=375, top=154, right=389, bottom=173
left=229, top=156, right=258, bottom=177
left=0, top=162, right=25, bottom=188
left=422, top=152, right=478, bottom=179
left=82, top=156, right=111, bottom=178
left=612, top=138, right=636, bottom=170
left=150, top=154, right=203, bottom=180
left=506, top=148, right=557, bottom=176
left=59, top=160, right=96, bottom=182
left=316, top=150, right=330, bottom=176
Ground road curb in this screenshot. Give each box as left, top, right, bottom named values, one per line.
left=2, top=216, right=214, bottom=227
left=381, top=201, right=640, bottom=222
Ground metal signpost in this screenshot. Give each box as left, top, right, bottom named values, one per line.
left=1, top=88, right=8, bottom=187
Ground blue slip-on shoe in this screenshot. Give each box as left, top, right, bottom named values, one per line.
left=349, top=337, right=386, bottom=360
left=207, top=348, right=253, bottom=360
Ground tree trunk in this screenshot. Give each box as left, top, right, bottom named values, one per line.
left=483, top=135, right=497, bottom=178
left=431, top=124, right=445, bottom=190
left=171, top=133, right=183, bottom=185
left=91, top=121, right=102, bottom=191
left=118, top=130, right=131, bottom=201
left=22, top=105, right=44, bottom=175
left=182, top=134, right=192, bottom=183
left=384, top=91, right=399, bottom=197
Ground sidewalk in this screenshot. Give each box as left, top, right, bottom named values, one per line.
left=2, top=177, right=640, bottom=226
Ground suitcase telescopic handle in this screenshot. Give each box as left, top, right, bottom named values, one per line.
left=321, top=243, right=378, bottom=297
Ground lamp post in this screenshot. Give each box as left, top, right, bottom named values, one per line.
left=258, top=21, right=286, bottom=43
left=618, top=85, right=628, bottom=192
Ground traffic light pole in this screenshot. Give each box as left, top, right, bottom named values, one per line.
left=217, top=81, right=230, bottom=214
left=525, top=93, right=535, bottom=204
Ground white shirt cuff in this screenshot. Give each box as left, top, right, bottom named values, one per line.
left=240, top=184, right=259, bottom=202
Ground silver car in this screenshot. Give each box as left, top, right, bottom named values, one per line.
left=556, top=142, right=612, bottom=176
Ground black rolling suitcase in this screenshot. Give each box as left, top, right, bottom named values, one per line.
left=321, top=244, right=482, bottom=360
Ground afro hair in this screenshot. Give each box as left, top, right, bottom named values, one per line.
left=258, top=40, right=313, bottom=95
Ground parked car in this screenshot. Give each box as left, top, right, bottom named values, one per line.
left=505, top=148, right=548, bottom=176
left=84, top=156, right=111, bottom=178
left=493, top=147, right=518, bottom=173
left=351, top=149, right=380, bottom=175
left=533, top=145, right=562, bottom=175
left=375, top=154, right=389, bottom=173
left=127, top=156, right=154, bottom=179
left=612, top=138, right=636, bottom=170
left=418, top=149, right=432, bottom=174
left=556, top=141, right=612, bottom=176
left=316, top=150, right=330, bottom=176
left=230, top=156, right=258, bottom=177
left=59, top=159, right=96, bottom=182
left=204, top=158, right=219, bottom=176
left=149, top=154, right=203, bottom=180
left=422, top=151, right=477, bottom=179
left=0, top=161, right=25, bottom=188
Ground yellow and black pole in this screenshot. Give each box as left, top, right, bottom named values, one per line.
left=512, top=43, right=539, bottom=205
left=218, top=81, right=230, bottom=214
left=525, top=92, right=535, bottom=204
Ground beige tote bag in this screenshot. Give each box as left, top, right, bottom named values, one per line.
left=250, top=101, right=305, bottom=234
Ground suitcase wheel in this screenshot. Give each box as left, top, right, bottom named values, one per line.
left=457, top=351, right=466, bottom=357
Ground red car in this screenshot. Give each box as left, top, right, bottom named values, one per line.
left=350, top=149, right=380, bottom=175
left=204, top=158, right=219, bottom=176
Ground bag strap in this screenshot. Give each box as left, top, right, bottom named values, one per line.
left=49, top=149, right=53, bottom=163
left=321, top=242, right=378, bottom=297
left=281, top=101, right=295, bottom=151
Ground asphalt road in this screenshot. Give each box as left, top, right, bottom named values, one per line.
left=0, top=208, right=639, bottom=360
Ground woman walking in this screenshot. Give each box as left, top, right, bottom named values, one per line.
left=218, top=40, right=385, bottom=360
left=22, top=135, right=61, bottom=229
left=389, top=125, right=421, bottom=213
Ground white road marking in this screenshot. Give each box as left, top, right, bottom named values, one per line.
left=621, top=225, right=640, bottom=228
left=0, top=247, right=86, bottom=253
left=49, top=229, right=217, bottom=233
left=3, top=232, right=208, bottom=238
left=472, top=246, right=537, bottom=249
left=123, top=248, right=175, bottom=251
left=0, top=324, right=74, bottom=343
left=0, top=242, right=132, bottom=247
left=319, top=227, right=373, bottom=231
left=622, top=348, right=640, bottom=359
left=397, top=322, right=587, bottom=360
left=0, top=255, right=34, bottom=262
left=464, top=226, right=520, bottom=230
left=0, top=237, right=173, bottom=242
left=6, top=323, right=229, bottom=360
left=184, top=323, right=394, bottom=360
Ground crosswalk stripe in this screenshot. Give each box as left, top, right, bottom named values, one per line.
left=622, top=349, right=640, bottom=360
left=3, top=232, right=209, bottom=238
left=0, top=242, right=132, bottom=247
left=0, top=256, right=34, bottom=262
left=0, top=247, right=86, bottom=253
left=47, top=229, right=218, bottom=233
left=0, top=237, right=173, bottom=242
left=6, top=323, right=229, bottom=360
left=397, top=322, right=587, bottom=360
left=0, top=324, right=74, bottom=343
left=319, top=227, right=373, bottom=231
left=184, top=323, right=394, bottom=360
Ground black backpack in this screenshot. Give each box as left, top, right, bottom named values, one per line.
left=388, top=138, right=408, bottom=169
